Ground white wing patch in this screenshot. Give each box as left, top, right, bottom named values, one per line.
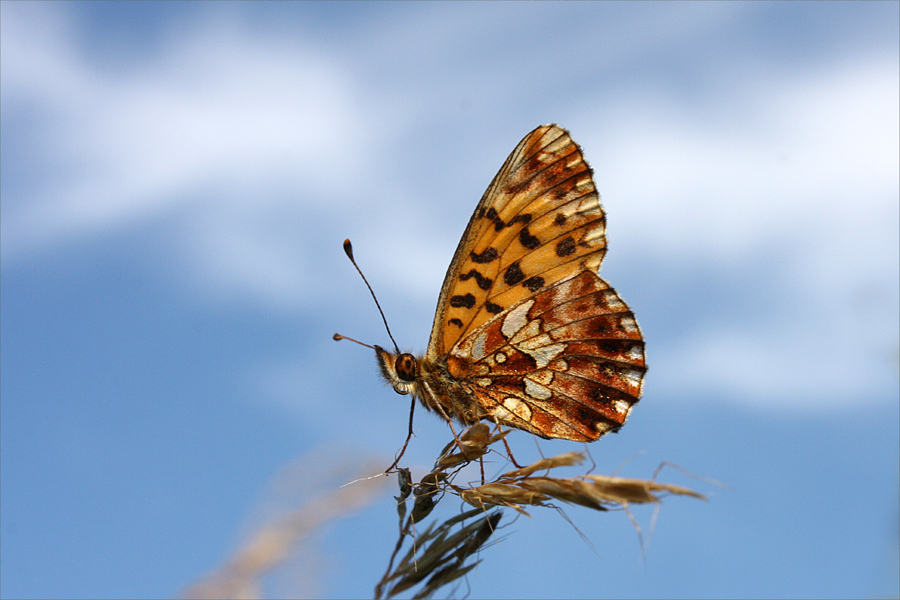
left=501, top=300, right=534, bottom=338
left=518, top=341, right=566, bottom=369
left=524, top=378, right=552, bottom=400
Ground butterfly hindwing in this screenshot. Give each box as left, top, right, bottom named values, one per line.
left=447, top=271, right=645, bottom=441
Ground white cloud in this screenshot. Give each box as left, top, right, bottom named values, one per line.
left=597, top=57, right=899, bottom=262
left=1, top=8, right=370, bottom=261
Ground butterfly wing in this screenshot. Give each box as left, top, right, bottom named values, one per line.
left=424, top=125, right=645, bottom=441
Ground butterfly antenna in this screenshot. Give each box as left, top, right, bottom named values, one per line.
left=341, top=239, right=401, bottom=353
left=332, top=333, right=377, bottom=349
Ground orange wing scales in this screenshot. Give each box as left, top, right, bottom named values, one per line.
left=429, top=125, right=608, bottom=357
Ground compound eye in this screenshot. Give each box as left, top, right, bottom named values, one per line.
left=395, top=353, right=418, bottom=382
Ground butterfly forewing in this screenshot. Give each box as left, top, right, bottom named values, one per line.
left=428, top=125, right=608, bottom=357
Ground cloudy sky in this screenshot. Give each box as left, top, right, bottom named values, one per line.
left=2, top=2, right=898, bottom=598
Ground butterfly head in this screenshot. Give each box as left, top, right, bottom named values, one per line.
left=375, top=346, right=419, bottom=396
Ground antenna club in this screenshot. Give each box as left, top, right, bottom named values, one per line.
left=333, top=332, right=377, bottom=350
left=343, top=239, right=354, bottom=260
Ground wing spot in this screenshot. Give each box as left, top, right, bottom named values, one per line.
left=485, top=208, right=532, bottom=232
left=504, top=261, right=525, bottom=286
left=628, top=344, right=644, bottom=361
left=613, top=399, right=632, bottom=415
left=485, top=301, right=503, bottom=314
left=495, top=351, right=507, bottom=363
left=581, top=221, right=606, bottom=246
left=524, top=378, right=552, bottom=400
left=519, top=227, right=540, bottom=250
left=472, top=331, right=488, bottom=360
left=594, top=421, right=613, bottom=435
left=517, top=341, right=566, bottom=369
left=598, top=340, right=626, bottom=354
left=575, top=174, right=593, bottom=189
left=448, top=318, right=463, bottom=328
left=503, top=396, right=533, bottom=422
left=623, top=368, right=644, bottom=388
left=484, top=207, right=504, bottom=231
left=510, top=319, right=542, bottom=344
left=492, top=404, right=513, bottom=422
left=470, top=247, right=499, bottom=264
left=501, top=300, right=534, bottom=338
left=450, top=293, right=476, bottom=309
left=601, top=291, right=625, bottom=311
left=522, top=276, right=544, bottom=292
left=555, top=236, right=576, bottom=257
left=459, top=269, right=492, bottom=290
left=566, top=156, right=583, bottom=169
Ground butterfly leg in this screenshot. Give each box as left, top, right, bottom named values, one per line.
left=498, top=427, right=525, bottom=469
left=385, top=396, right=418, bottom=473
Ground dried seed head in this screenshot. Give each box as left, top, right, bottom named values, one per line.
left=584, top=475, right=708, bottom=503
left=500, top=451, right=585, bottom=479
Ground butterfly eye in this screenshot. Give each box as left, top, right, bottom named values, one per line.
left=395, top=354, right=418, bottom=382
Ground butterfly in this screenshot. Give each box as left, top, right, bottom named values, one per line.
left=359, top=125, right=645, bottom=444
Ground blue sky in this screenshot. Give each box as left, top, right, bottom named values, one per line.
left=2, top=2, right=898, bottom=598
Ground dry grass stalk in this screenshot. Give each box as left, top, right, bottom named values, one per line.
left=376, top=424, right=505, bottom=599
left=375, top=507, right=502, bottom=599
left=375, top=423, right=706, bottom=599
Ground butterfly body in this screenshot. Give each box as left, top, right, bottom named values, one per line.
left=376, top=125, right=645, bottom=443
left=377, top=346, right=488, bottom=425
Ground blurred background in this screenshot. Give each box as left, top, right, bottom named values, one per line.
left=2, top=2, right=898, bottom=598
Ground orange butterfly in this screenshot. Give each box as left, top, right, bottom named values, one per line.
left=349, top=125, right=645, bottom=446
